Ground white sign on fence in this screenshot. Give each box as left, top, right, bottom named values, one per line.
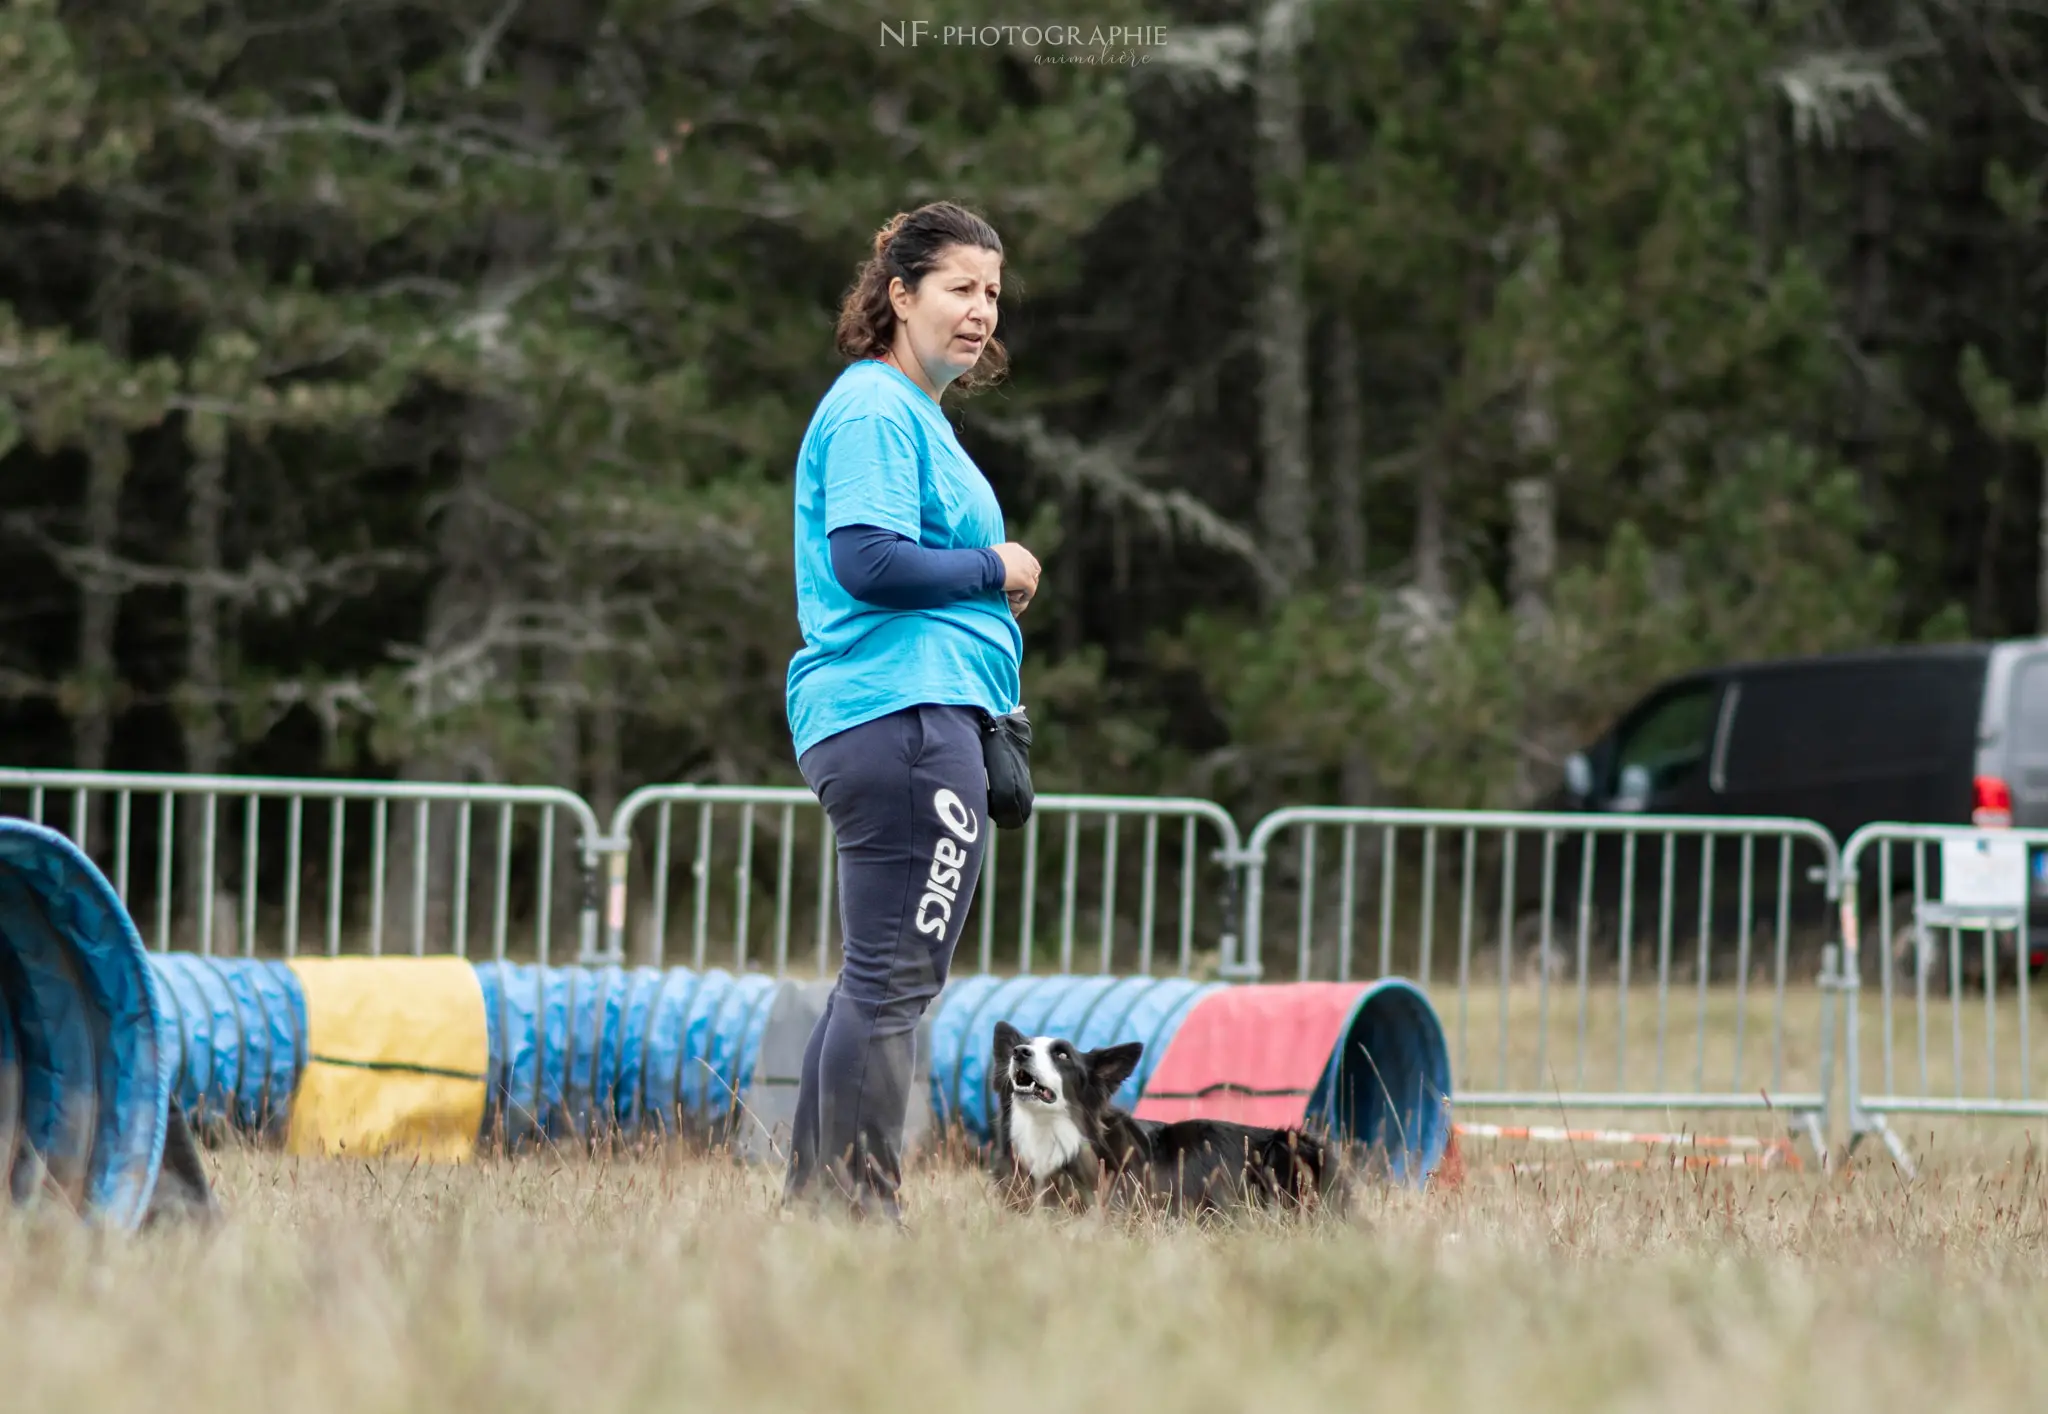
left=1939, top=835, right=2029, bottom=913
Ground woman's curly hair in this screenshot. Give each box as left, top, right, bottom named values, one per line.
left=835, top=201, right=1009, bottom=394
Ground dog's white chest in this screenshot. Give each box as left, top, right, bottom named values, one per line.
left=1007, top=1103, right=1086, bottom=1177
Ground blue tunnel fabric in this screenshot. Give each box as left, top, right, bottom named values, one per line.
left=472, top=962, right=786, bottom=1146
left=1307, top=978, right=1455, bottom=1186
left=128, top=959, right=787, bottom=1155
left=0, top=981, right=18, bottom=1186
left=0, top=819, right=171, bottom=1229
left=927, top=974, right=1224, bottom=1143
left=148, top=955, right=304, bottom=1142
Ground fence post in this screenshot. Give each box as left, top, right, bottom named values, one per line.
left=580, top=826, right=633, bottom=967
left=573, top=817, right=627, bottom=967
left=1834, top=834, right=1918, bottom=1178
left=1833, top=853, right=1858, bottom=1170
left=1816, top=848, right=1852, bottom=1169
left=604, top=846, right=630, bottom=964
left=1815, top=941, right=1842, bottom=1169
left=1222, top=837, right=1264, bottom=983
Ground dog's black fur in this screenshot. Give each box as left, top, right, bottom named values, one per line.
left=987, top=1020, right=1345, bottom=1219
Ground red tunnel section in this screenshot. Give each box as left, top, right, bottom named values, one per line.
left=1132, top=982, right=1361, bottom=1130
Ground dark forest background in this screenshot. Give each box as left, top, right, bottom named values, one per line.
left=3, top=0, right=2037, bottom=849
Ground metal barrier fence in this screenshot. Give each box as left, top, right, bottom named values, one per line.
left=0, top=769, right=607, bottom=963
left=1239, top=806, right=1844, bottom=1152
left=599, top=784, right=1248, bottom=979
left=1838, top=822, right=2048, bottom=1175
left=44, top=763, right=2048, bottom=1168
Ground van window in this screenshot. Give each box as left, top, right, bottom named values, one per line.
left=1610, top=682, right=1720, bottom=794
left=1719, top=661, right=1975, bottom=791
left=2013, top=655, right=2048, bottom=742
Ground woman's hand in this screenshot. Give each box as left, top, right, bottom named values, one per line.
left=993, top=542, right=1039, bottom=616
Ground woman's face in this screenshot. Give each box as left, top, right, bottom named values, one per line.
left=888, top=242, right=1001, bottom=393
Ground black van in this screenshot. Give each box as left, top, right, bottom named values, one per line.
left=1537, top=638, right=2048, bottom=975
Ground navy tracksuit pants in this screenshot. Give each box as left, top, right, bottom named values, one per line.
left=786, top=703, right=989, bottom=1217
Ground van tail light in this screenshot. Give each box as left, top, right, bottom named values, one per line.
left=1974, top=775, right=2014, bottom=828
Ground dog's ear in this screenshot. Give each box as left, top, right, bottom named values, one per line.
left=992, top=1019, right=1023, bottom=1056
left=1085, top=1041, right=1144, bottom=1096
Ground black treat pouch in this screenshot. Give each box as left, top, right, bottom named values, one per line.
left=979, top=706, right=1035, bottom=830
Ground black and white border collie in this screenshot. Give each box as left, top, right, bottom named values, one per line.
left=988, top=1020, right=1344, bottom=1219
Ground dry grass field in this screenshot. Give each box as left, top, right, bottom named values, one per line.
left=4, top=1123, right=2048, bottom=1414
left=7, top=947, right=2048, bottom=1412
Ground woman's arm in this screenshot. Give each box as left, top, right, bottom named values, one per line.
left=829, top=523, right=1005, bottom=610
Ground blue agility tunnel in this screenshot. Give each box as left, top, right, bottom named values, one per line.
left=1309, top=978, right=1454, bottom=1185
left=924, top=972, right=1455, bottom=1185
left=135, top=957, right=788, bottom=1155
left=1127, top=976, right=1453, bottom=1186
left=0, top=815, right=798, bottom=1207
left=149, top=954, right=305, bottom=1143
left=925, top=973, right=1225, bottom=1142
left=0, top=819, right=176, bottom=1228
left=140, top=950, right=786, bottom=1147
left=472, top=962, right=785, bottom=1147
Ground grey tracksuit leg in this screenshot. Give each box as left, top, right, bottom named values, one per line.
left=786, top=704, right=988, bottom=1216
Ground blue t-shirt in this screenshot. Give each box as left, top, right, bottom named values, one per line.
left=785, top=360, right=1023, bottom=758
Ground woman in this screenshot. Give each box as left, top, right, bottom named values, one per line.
left=782, top=201, right=1041, bottom=1222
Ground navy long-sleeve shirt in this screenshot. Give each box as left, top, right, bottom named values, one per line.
left=829, top=523, right=1006, bottom=609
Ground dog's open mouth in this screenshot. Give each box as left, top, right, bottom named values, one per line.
left=1011, top=1068, right=1056, bottom=1105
